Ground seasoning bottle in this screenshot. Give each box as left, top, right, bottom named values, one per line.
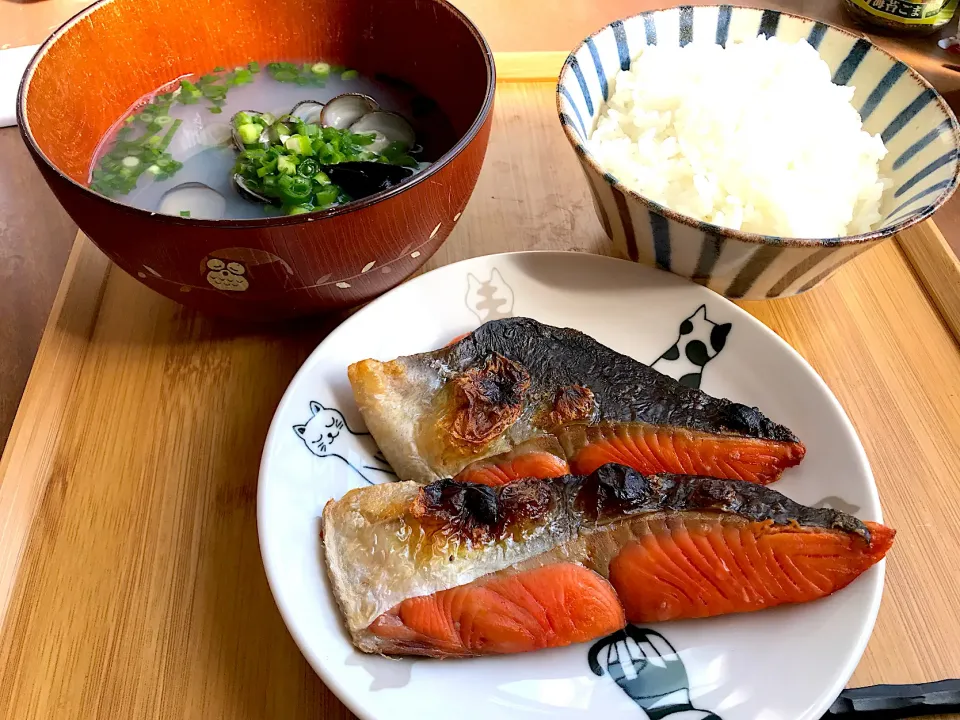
left=842, top=0, right=959, bottom=36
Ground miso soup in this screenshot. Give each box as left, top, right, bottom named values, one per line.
left=89, top=62, right=455, bottom=220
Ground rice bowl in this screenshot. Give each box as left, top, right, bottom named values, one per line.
left=557, top=6, right=960, bottom=299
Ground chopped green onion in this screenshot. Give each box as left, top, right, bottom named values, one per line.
left=231, top=68, right=254, bottom=85
left=180, top=210, right=191, bottom=217
left=262, top=175, right=279, bottom=193
left=297, top=158, right=319, bottom=177
left=179, top=80, right=201, bottom=98
left=248, top=61, right=260, bottom=72
left=277, top=155, right=298, bottom=175
left=278, top=174, right=313, bottom=204
left=237, top=123, right=263, bottom=145
left=121, top=156, right=140, bottom=168
left=314, top=185, right=339, bottom=206
left=158, top=119, right=183, bottom=151
left=213, top=65, right=225, bottom=72
left=284, top=134, right=313, bottom=155
left=147, top=164, right=162, bottom=175
left=220, top=66, right=419, bottom=216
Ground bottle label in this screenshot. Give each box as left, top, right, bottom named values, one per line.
left=847, top=0, right=957, bottom=24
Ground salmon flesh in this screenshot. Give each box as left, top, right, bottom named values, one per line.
left=322, top=463, right=894, bottom=658
left=348, top=317, right=805, bottom=486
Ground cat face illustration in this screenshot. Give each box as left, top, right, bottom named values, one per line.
left=292, top=401, right=396, bottom=484
left=465, top=268, right=514, bottom=322
left=294, top=401, right=346, bottom=456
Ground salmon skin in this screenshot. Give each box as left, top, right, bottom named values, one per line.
left=348, top=317, right=805, bottom=486
left=322, top=463, right=893, bottom=657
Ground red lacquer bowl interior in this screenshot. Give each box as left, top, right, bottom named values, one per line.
left=19, top=0, right=495, bottom=319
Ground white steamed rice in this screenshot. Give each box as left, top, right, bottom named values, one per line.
left=587, top=35, right=891, bottom=238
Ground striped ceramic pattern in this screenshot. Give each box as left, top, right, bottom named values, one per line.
left=558, top=5, right=960, bottom=299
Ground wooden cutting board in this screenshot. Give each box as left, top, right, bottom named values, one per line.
left=2, top=70, right=960, bottom=720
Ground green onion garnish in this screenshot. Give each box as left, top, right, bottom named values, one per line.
left=237, top=123, right=264, bottom=145
left=284, top=134, right=313, bottom=156
left=277, top=155, right=298, bottom=175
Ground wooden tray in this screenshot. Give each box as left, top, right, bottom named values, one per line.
left=3, top=62, right=960, bottom=720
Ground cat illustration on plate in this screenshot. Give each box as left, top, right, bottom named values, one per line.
left=652, top=305, right=731, bottom=390
left=293, top=401, right=395, bottom=485
left=465, top=268, right=514, bottom=322
left=589, top=627, right=722, bottom=720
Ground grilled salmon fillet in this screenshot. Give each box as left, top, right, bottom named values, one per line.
left=322, top=464, right=893, bottom=658
left=348, top=317, right=805, bottom=486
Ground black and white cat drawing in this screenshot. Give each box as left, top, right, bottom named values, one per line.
left=293, top=401, right=395, bottom=485
left=652, top=306, right=732, bottom=390
left=589, top=627, right=722, bottom=720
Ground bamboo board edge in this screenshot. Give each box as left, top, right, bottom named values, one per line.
left=0, top=232, right=109, bottom=627
left=494, top=51, right=567, bottom=83
left=896, top=221, right=960, bottom=346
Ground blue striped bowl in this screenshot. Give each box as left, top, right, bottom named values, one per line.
left=557, top=6, right=960, bottom=299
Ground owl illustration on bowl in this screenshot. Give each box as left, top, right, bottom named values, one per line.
left=199, top=247, right=295, bottom=293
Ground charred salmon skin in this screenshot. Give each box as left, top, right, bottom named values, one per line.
left=322, top=464, right=893, bottom=657
left=348, top=317, right=805, bottom=486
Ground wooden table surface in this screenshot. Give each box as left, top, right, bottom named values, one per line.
left=2, top=0, right=960, bottom=451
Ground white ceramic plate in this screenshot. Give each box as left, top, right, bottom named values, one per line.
left=258, top=251, right=884, bottom=720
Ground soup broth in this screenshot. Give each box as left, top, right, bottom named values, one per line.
left=89, top=62, right=454, bottom=220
